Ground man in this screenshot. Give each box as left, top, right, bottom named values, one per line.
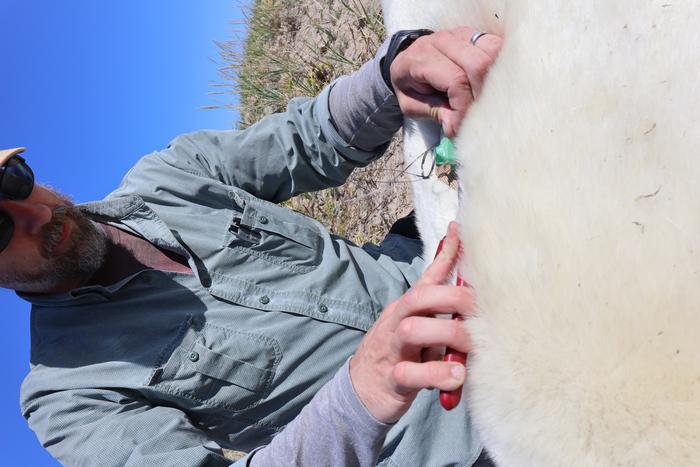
left=4, top=27, right=502, bottom=466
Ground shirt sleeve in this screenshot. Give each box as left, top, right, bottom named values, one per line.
left=154, top=77, right=394, bottom=204
left=239, top=359, right=392, bottom=467
left=21, top=388, right=236, bottom=466
left=328, top=37, right=404, bottom=152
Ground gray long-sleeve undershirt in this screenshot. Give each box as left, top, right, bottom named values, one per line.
left=249, top=360, right=392, bottom=467
left=328, top=39, right=404, bottom=152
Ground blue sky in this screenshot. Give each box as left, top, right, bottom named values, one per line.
left=1, top=1, right=246, bottom=464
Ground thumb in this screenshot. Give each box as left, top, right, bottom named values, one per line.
left=415, top=222, right=462, bottom=287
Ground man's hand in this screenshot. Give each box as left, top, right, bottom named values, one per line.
left=390, top=27, right=503, bottom=138
left=349, top=222, right=473, bottom=423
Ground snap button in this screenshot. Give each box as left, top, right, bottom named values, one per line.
left=259, top=216, right=269, bottom=225
left=188, top=351, right=199, bottom=362
left=319, top=303, right=328, bottom=313
left=259, top=295, right=270, bottom=305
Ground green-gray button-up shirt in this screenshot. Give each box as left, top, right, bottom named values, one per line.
left=19, top=84, right=481, bottom=466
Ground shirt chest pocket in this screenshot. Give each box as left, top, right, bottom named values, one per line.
left=224, top=196, right=324, bottom=272
left=149, top=317, right=282, bottom=412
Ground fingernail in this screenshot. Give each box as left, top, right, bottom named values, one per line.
left=451, top=364, right=466, bottom=382
left=442, top=121, right=449, bottom=135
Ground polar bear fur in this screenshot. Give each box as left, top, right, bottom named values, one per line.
left=382, top=0, right=505, bottom=260
left=382, top=1, right=700, bottom=466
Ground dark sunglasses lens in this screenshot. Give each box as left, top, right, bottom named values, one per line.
left=0, top=211, right=13, bottom=253
left=0, top=156, right=34, bottom=200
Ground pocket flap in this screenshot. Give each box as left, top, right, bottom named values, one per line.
left=240, top=202, right=319, bottom=249
left=188, top=342, right=270, bottom=392
left=151, top=318, right=281, bottom=411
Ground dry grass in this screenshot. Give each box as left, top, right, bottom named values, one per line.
left=215, top=0, right=413, bottom=245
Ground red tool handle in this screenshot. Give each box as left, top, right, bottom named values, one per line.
left=434, top=239, right=469, bottom=411
left=440, top=332, right=467, bottom=410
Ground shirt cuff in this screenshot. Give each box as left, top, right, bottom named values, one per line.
left=342, top=357, right=395, bottom=429
left=327, top=37, right=403, bottom=152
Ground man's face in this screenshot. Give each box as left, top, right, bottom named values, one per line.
left=0, top=184, right=107, bottom=294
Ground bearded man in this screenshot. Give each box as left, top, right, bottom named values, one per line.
left=3, top=27, right=502, bottom=466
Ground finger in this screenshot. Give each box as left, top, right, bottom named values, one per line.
left=472, top=33, right=503, bottom=59
left=392, top=43, right=472, bottom=96
left=397, top=92, right=463, bottom=137
left=432, top=32, right=495, bottom=99
left=396, top=284, right=475, bottom=320
left=451, top=27, right=503, bottom=61
left=441, top=102, right=468, bottom=138
left=395, top=76, right=471, bottom=138
left=414, top=221, right=461, bottom=287
left=396, top=89, right=451, bottom=121
left=397, top=316, right=472, bottom=354
left=431, top=29, right=503, bottom=130
left=392, top=38, right=468, bottom=93
left=393, top=360, right=466, bottom=393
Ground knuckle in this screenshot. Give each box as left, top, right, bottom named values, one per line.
left=449, top=73, right=472, bottom=96
left=451, top=71, right=470, bottom=88
left=397, top=317, right=416, bottom=341
left=432, top=30, right=452, bottom=43
left=392, top=362, right=408, bottom=384
left=379, top=299, right=400, bottom=320
left=411, top=36, right=431, bottom=53
left=403, top=285, right=424, bottom=306
left=473, top=54, right=494, bottom=77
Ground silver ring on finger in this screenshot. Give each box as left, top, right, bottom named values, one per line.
left=469, top=31, right=487, bottom=46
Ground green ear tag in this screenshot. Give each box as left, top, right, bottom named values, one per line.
left=434, top=136, right=457, bottom=166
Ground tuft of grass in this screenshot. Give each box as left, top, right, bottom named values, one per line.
left=215, top=0, right=413, bottom=245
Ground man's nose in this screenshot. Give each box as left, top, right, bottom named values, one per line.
left=0, top=201, right=53, bottom=236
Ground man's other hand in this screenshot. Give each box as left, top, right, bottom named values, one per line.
left=349, top=222, right=474, bottom=423
left=390, top=27, right=503, bottom=138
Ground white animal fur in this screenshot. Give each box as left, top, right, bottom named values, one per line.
left=382, top=1, right=505, bottom=260
left=382, top=1, right=700, bottom=466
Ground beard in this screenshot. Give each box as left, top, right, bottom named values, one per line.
left=3, top=203, right=107, bottom=293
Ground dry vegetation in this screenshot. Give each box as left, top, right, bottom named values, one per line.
left=215, top=0, right=413, bottom=245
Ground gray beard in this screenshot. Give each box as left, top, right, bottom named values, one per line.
left=3, top=205, right=107, bottom=293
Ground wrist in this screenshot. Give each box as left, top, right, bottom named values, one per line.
left=380, top=29, right=434, bottom=92
left=347, top=357, right=397, bottom=424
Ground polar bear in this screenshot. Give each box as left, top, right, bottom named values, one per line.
left=382, top=1, right=700, bottom=466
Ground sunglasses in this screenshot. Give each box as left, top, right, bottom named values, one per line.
left=0, top=155, right=35, bottom=253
